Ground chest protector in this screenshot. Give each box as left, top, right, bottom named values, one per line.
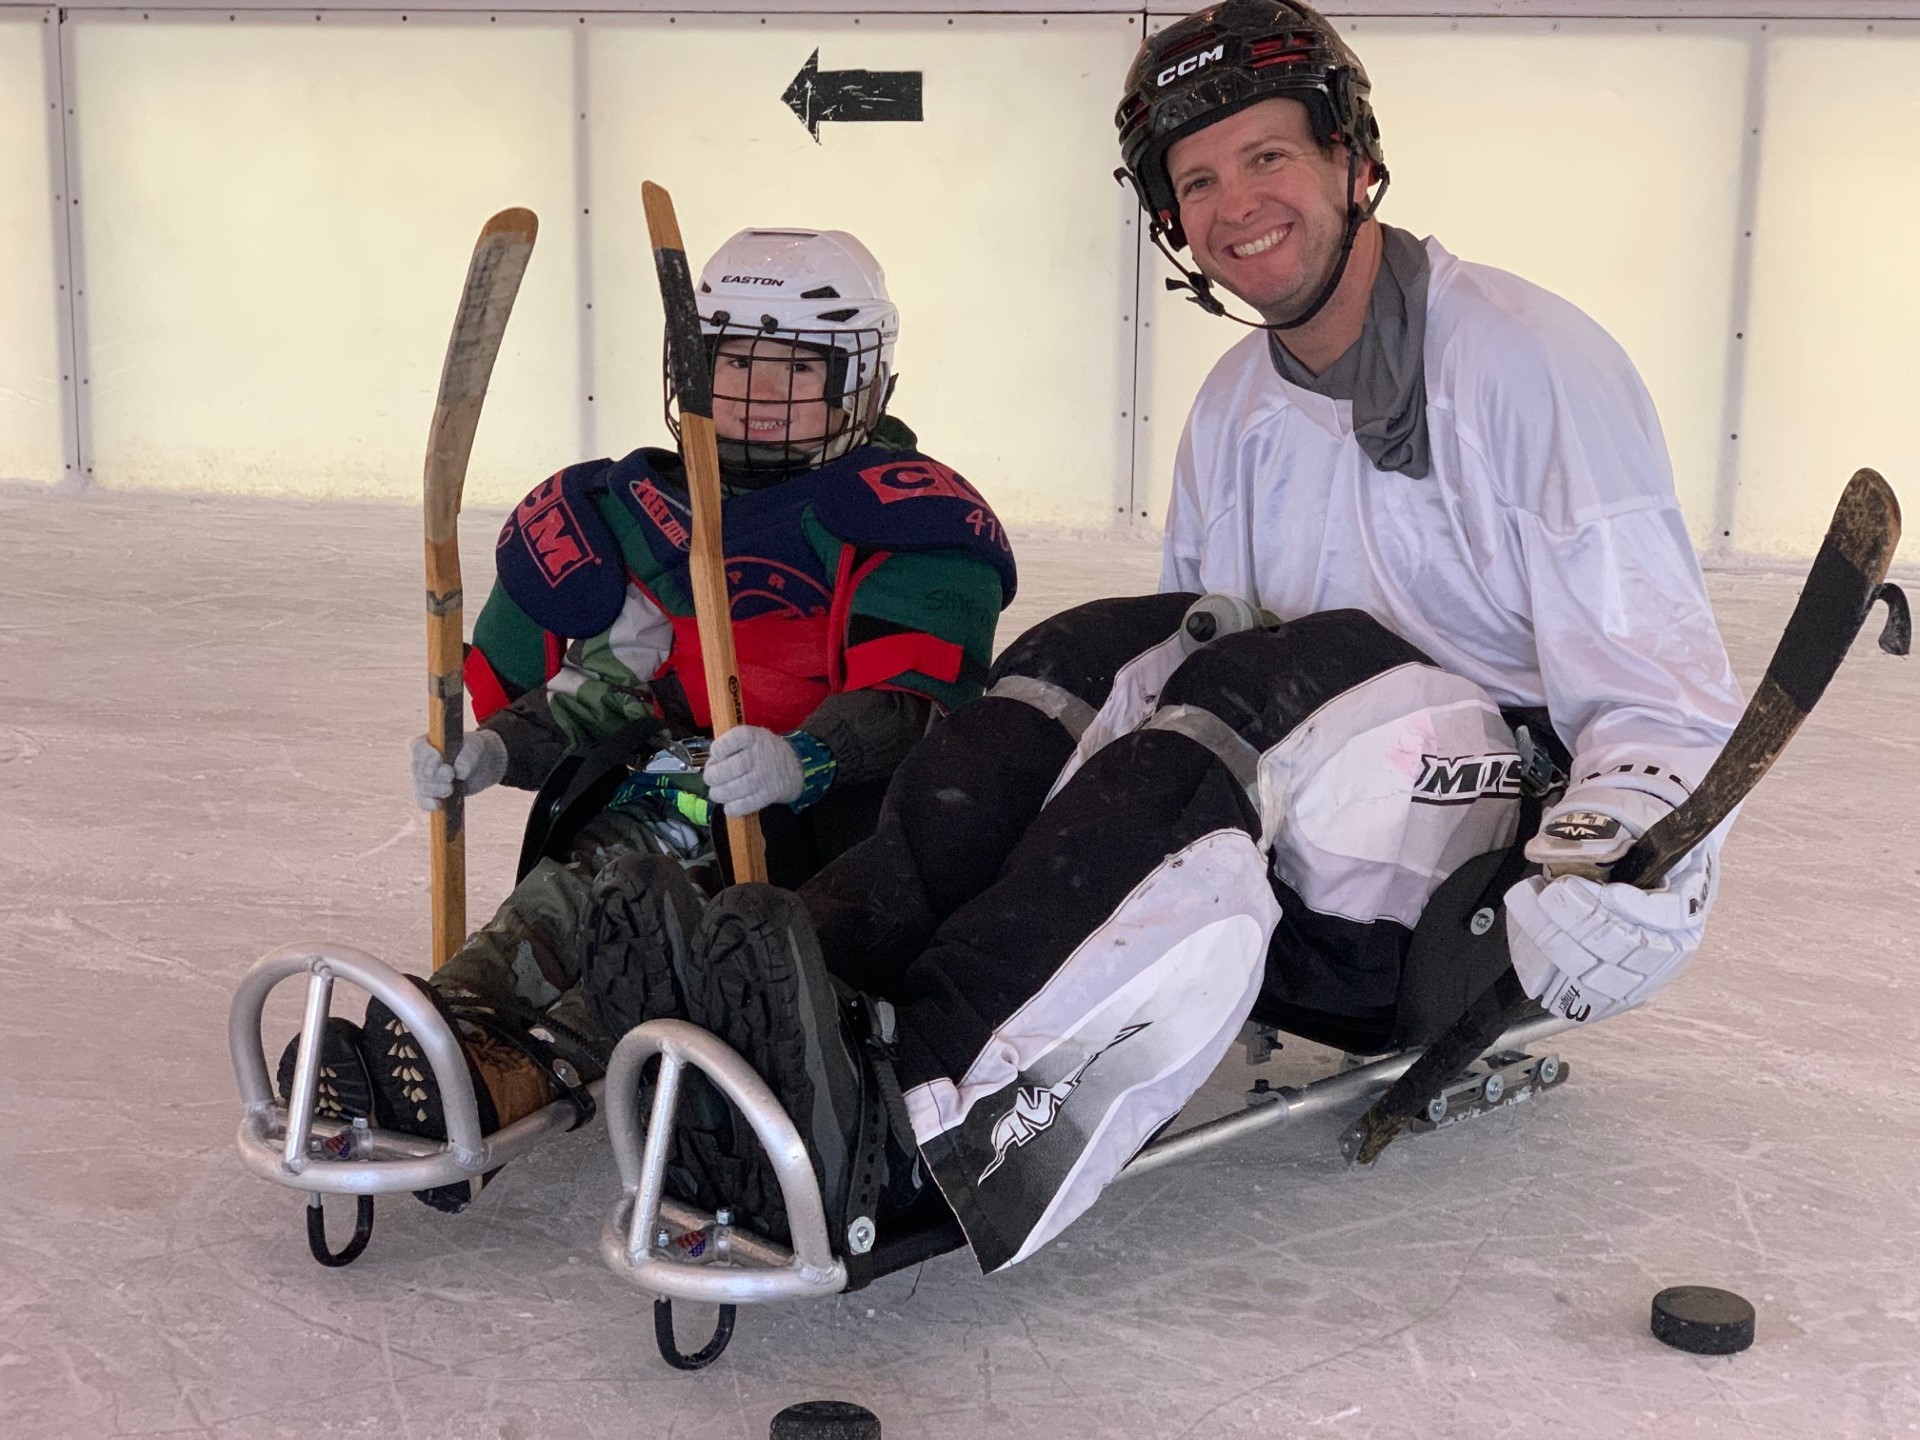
left=494, top=445, right=1016, bottom=734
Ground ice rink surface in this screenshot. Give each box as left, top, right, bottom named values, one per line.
left=4, top=484, right=1917, bottom=1439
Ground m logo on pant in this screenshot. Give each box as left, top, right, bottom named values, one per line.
left=978, top=1022, right=1152, bottom=1183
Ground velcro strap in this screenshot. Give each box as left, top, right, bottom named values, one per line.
left=436, top=991, right=605, bottom=1133
left=840, top=996, right=916, bottom=1258
left=1142, top=703, right=1262, bottom=804
left=985, top=674, right=1098, bottom=740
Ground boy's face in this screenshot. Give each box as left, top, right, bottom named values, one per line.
left=710, top=336, right=844, bottom=448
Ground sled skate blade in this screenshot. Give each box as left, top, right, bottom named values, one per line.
left=1127, top=1014, right=1579, bottom=1177
left=231, top=942, right=602, bottom=1199
left=1405, top=1048, right=1569, bottom=1136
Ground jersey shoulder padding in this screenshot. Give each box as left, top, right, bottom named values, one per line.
left=810, top=446, right=1018, bottom=604
left=493, top=459, right=627, bottom=638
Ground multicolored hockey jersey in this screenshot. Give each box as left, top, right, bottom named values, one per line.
left=466, top=426, right=1016, bottom=754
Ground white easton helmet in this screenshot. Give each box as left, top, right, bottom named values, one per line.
left=667, top=227, right=901, bottom=475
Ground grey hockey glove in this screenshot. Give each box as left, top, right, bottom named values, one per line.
left=1504, top=768, right=1717, bottom=1025
left=410, top=730, right=508, bottom=812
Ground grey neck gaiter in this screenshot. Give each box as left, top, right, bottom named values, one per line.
left=1268, top=224, right=1431, bottom=480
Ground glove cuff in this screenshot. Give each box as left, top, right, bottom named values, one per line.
left=1527, top=775, right=1678, bottom=875
left=782, top=730, right=837, bottom=812
left=1565, top=758, right=1696, bottom=811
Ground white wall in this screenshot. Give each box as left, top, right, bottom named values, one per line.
left=582, top=12, right=1140, bottom=526
left=3, top=5, right=1916, bottom=553
left=66, top=14, right=582, bottom=503
left=1737, top=27, right=1920, bottom=554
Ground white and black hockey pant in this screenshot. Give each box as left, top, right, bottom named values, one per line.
left=798, top=597, right=1542, bottom=1272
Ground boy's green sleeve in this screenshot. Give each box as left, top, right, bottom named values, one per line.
left=841, top=546, right=1004, bottom=712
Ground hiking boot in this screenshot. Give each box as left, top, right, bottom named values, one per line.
left=579, top=851, right=706, bottom=1039
left=580, top=850, right=733, bottom=1213
left=275, top=1017, right=384, bottom=1127
left=684, top=883, right=921, bottom=1250
left=362, top=977, right=607, bottom=1213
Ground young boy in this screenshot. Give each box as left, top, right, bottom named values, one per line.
left=282, top=228, right=1015, bottom=1212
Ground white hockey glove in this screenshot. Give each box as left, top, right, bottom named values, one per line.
left=1504, top=771, right=1717, bottom=1025
left=410, top=729, right=508, bottom=812
left=702, top=725, right=806, bottom=817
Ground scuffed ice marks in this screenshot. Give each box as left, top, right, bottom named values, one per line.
left=0, top=725, right=43, bottom=763
left=2, top=488, right=1918, bottom=1438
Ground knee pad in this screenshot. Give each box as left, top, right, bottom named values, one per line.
left=988, top=592, right=1197, bottom=717
left=1159, top=609, right=1436, bottom=751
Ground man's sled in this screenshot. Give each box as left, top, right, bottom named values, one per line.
left=229, top=841, right=1579, bottom=1369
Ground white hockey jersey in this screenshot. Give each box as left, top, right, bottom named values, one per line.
left=1162, top=236, right=1744, bottom=788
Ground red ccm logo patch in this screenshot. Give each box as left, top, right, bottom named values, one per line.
left=512, top=473, right=597, bottom=587
left=859, top=459, right=985, bottom=507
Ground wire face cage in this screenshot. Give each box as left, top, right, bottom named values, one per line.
left=665, top=318, right=894, bottom=480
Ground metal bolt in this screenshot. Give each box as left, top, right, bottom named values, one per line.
left=1469, top=908, right=1496, bottom=936
left=1483, top=1073, right=1505, bottom=1104
left=1426, top=1096, right=1448, bottom=1124
left=654, top=1227, right=671, bottom=1250
left=714, top=1208, right=733, bottom=1228
left=1538, top=1055, right=1561, bottom=1086
left=847, top=1216, right=877, bottom=1255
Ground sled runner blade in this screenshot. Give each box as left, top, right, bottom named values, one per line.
left=424, top=207, right=538, bottom=967
left=1345, top=468, right=1905, bottom=1167
left=641, top=181, right=768, bottom=884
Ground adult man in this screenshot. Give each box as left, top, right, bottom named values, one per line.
left=278, top=227, right=1014, bottom=1212
left=619, top=0, right=1744, bottom=1277
left=1122, top=0, right=1742, bottom=1029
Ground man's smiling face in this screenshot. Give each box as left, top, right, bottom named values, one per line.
left=1164, top=96, right=1362, bottom=322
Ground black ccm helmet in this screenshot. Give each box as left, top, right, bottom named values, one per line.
left=1117, top=0, right=1386, bottom=251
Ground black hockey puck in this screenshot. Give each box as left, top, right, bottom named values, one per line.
left=770, top=1400, right=881, bottom=1439
left=1650, top=1286, right=1755, bottom=1355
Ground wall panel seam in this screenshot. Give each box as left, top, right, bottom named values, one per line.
left=573, top=14, right=596, bottom=462
left=46, top=7, right=90, bottom=489
left=1709, top=24, right=1767, bottom=556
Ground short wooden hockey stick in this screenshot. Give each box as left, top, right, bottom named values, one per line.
left=423, top=208, right=539, bottom=968
left=1343, top=468, right=1907, bottom=1166
left=641, top=181, right=769, bottom=884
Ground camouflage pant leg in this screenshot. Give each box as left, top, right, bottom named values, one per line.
left=432, top=807, right=678, bottom=1046
left=434, top=858, right=597, bottom=1012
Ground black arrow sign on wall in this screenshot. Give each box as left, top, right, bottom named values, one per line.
left=782, top=49, right=924, bottom=142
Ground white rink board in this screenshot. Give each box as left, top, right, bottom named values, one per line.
left=1737, top=26, right=1920, bottom=559
left=0, top=12, right=64, bottom=487
left=0, top=9, right=1914, bottom=554
left=1134, top=16, right=1750, bottom=545
left=583, top=13, right=1142, bottom=529
left=65, top=14, right=583, bottom=503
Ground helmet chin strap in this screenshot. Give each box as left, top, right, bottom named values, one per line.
left=1147, top=151, right=1390, bottom=335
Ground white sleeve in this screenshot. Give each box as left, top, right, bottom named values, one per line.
left=1514, top=504, right=1743, bottom=789
left=1474, top=308, right=1745, bottom=791
left=1159, top=414, right=1205, bottom=595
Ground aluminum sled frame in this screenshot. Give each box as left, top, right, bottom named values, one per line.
left=596, top=1008, right=1579, bottom=1367
left=231, top=941, right=1576, bottom=1363
left=229, top=942, right=607, bottom=1264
